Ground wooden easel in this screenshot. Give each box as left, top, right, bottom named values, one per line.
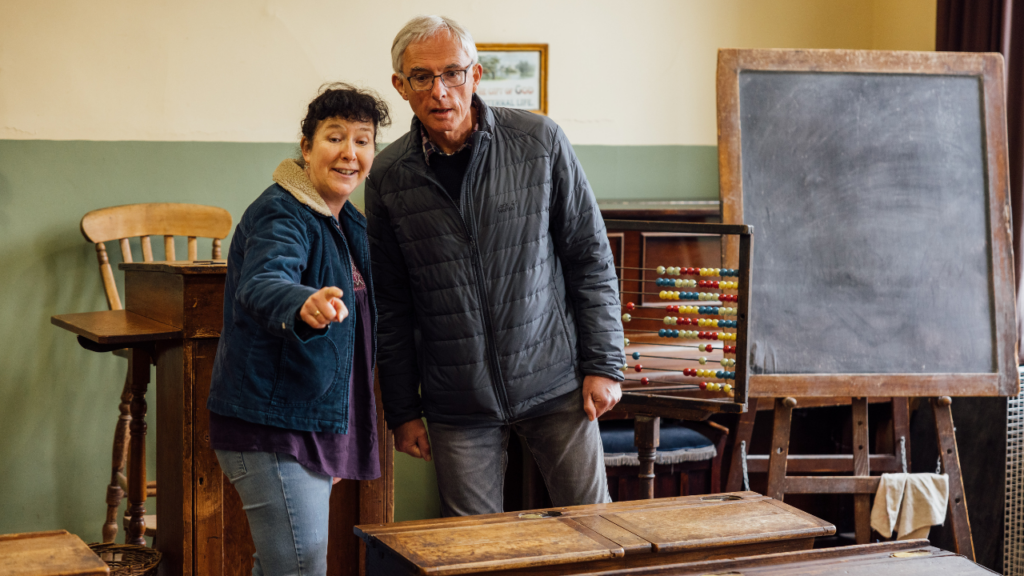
left=726, top=396, right=973, bottom=560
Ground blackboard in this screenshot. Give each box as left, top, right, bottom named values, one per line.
left=717, top=49, right=1017, bottom=398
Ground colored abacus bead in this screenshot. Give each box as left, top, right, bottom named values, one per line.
left=622, top=313, right=631, bottom=322
left=723, top=384, right=733, bottom=393
left=705, top=344, right=714, bottom=352
left=634, top=364, right=643, bottom=372
left=672, top=330, right=680, bottom=337
left=724, top=345, right=735, bottom=353
left=641, top=377, right=650, bottom=386
left=624, top=338, right=630, bottom=347
left=658, top=329, right=666, bottom=337
left=626, top=302, right=635, bottom=311
left=632, top=352, right=641, bottom=360
left=699, top=382, right=707, bottom=390
left=699, top=356, right=707, bottom=365
left=657, top=266, right=666, bottom=274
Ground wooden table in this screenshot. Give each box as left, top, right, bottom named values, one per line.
left=575, top=539, right=997, bottom=575
left=52, top=261, right=393, bottom=576
left=0, top=530, right=109, bottom=576
left=355, top=492, right=834, bottom=575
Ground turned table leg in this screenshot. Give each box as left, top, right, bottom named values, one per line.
left=125, top=348, right=150, bottom=545
left=103, top=372, right=133, bottom=543
left=635, top=415, right=660, bottom=500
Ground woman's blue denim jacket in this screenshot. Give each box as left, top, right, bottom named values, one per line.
left=207, top=159, right=375, bottom=434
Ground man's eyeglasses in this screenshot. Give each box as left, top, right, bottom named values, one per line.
left=404, top=65, right=473, bottom=92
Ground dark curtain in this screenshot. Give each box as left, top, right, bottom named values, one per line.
left=930, top=3, right=1024, bottom=571
left=938, top=0, right=1024, bottom=352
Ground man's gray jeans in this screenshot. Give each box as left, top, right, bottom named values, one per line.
left=427, top=390, right=611, bottom=517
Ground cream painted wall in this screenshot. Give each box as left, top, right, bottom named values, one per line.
left=872, top=0, right=938, bottom=51
left=0, top=0, right=935, bottom=146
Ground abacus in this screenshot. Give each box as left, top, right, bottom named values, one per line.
left=606, top=219, right=753, bottom=421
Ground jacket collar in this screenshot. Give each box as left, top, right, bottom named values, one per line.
left=402, top=94, right=494, bottom=179
left=272, top=159, right=334, bottom=218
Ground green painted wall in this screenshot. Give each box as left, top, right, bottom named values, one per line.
left=0, top=139, right=716, bottom=539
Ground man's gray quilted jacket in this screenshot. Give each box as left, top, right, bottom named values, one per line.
left=364, top=96, right=624, bottom=429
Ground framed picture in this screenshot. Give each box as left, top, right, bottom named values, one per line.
left=475, top=43, right=548, bottom=115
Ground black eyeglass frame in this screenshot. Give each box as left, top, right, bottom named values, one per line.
left=403, top=64, right=476, bottom=92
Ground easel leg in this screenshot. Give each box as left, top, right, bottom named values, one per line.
left=892, top=398, right=911, bottom=472
left=852, top=397, right=871, bottom=544
left=932, top=396, right=974, bottom=561
left=125, top=348, right=150, bottom=546
left=727, top=397, right=759, bottom=492
left=635, top=415, right=660, bottom=500
left=766, top=398, right=796, bottom=501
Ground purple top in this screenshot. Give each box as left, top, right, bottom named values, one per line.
left=209, top=263, right=379, bottom=480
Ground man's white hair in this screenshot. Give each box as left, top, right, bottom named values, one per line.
left=391, top=15, right=477, bottom=75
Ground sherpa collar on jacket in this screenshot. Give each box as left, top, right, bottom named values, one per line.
left=272, top=159, right=333, bottom=218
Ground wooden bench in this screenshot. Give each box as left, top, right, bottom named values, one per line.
left=355, top=492, right=834, bottom=575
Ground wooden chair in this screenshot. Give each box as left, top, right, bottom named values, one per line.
left=601, top=419, right=731, bottom=501
left=80, top=203, right=232, bottom=544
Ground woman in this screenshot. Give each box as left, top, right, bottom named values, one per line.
left=206, top=83, right=390, bottom=575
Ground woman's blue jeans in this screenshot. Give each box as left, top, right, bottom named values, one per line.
left=215, top=450, right=333, bottom=576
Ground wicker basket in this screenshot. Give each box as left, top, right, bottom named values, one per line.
left=88, top=543, right=162, bottom=576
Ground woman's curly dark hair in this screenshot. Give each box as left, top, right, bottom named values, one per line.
left=300, top=82, right=391, bottom=148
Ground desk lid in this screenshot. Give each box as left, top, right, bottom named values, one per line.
left=355, top=492, right=834, bottom=575
left=51, top=310, right=181, bottom=345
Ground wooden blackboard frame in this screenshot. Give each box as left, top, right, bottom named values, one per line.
left=717, top=48, right=1017, bottom=398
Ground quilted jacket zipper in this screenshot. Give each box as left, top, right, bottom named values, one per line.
left=458, top=131, right=513, bottom=422
left=411, top=131, right=512, bottom=423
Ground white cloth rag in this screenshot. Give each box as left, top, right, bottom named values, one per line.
left=869, top=472, right=948, bottom=539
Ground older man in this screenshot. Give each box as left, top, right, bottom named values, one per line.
left=365, top=15, right=624, bottom=517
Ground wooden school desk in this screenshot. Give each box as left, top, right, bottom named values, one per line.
left=355, top=492, right=834, bottom=575
left=0, top=530, right=110, bottom=576
left=53, top=261, right=393, bottom=576
left=575, top=539, right=997, bottom=575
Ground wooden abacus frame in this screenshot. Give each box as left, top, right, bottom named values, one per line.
left=605, top=219, right=754, bottom=421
